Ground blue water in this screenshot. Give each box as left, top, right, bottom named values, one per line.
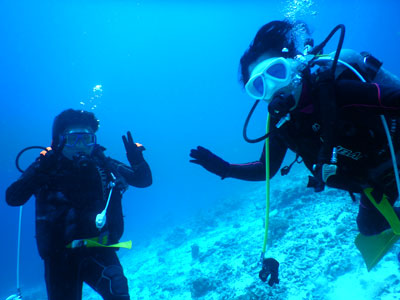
left=1, top=0, right=399, bottom=298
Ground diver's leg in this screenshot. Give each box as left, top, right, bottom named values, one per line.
left=44, top=252, right=82, bottom=300
left=80, top=248, right=130, bottom=300
left=356, top=192, right=389, bottom=235
left=356, top=190, right=400, bottom=235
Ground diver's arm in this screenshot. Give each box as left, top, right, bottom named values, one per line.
left=93, top=143, right=152, bottom=188
left=227, top=136, right=288, bottom=181
left=109, top=158, right=152, bottom=188
left=227, top=161, right=265, bottom=181
left=6, top=162, right=42, bottom=206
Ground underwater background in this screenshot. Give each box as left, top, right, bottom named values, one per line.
left=1, top=0, right=400, bottom=299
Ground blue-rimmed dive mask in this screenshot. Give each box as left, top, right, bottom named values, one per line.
left=245, top=57, right=292, bottom=102
left=61, top=132, right=97, bottom=147
left=60, top=129, right=97, bottom=162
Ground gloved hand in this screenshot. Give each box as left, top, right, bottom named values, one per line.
left=122, top=131, right=145, bottom=166
left=189, top=146, right=230, bottom=179
left=259, top=258, right=280, bottom=286
left=268, top=94, right=296, bottom=118
left=29, top=142, right=65, bottom=186
left=36, top=140, right=65, bottom=173
left=37, top=150, right=58, bottom=173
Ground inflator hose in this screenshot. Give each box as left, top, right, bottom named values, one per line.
left=15, top=146, right=47, bottom=173
left=261, top=114, right=271, bottom=257
left=243, top=100, right=275, bottom=143
left=11, top=145, right=47, bottom=300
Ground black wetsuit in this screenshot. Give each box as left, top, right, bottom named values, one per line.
left=6, top=148, right=152, bottom=300
left=227, top=79, right=400, bottom=236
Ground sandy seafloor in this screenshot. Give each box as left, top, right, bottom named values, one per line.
left=19, top=166, right=400, bottom=300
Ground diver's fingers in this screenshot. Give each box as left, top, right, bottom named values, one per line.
left=191, top=146, right=210, bottom=156
left=127, top=131, right=134, bottom=144
left=190, top=149, right=203, bottom=160
left=197, top=146, right=213, bottom=156
left=122, top=135, right=129, bottom=150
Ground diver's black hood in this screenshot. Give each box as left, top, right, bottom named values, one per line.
left=51, top=109, right=99, bottom=147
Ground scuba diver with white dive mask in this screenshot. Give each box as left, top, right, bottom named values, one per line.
left=190, top=20, right=400, bottom=286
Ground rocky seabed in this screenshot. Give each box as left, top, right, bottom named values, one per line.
left=85, top=168, right=400, bottom=299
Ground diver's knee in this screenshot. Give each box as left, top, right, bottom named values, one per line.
left=100, top=265, right=130, bottom=299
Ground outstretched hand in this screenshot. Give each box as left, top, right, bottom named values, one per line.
left=122, top=131, right=145, bottom=166
left=189, top=146, right=230, bottom=179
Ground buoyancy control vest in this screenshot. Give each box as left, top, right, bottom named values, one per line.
left=34, top=156, right=127, bottom=258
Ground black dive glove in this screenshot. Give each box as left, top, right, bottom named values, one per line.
left=259, top=258, right=280, bottom=286
left=36, top=140, right=65, bottom=173
left=37, top=150, right=59, bottom=173
left=268, top=94, right=295, bottom=118
left=26, top=141, right=65, bottom=186
left=122, top=131, right=145, bottom=166
left=189, top=146, right=230, bottom=179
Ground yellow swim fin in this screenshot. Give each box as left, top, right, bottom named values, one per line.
left=363, top=188, right=400, bottom=234
left=355, top=188, right=400, bottom=271
left=355, top=229, right=399, bottom=271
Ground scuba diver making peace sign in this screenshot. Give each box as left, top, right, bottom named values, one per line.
left=6, top=109, right=152, bottom=300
